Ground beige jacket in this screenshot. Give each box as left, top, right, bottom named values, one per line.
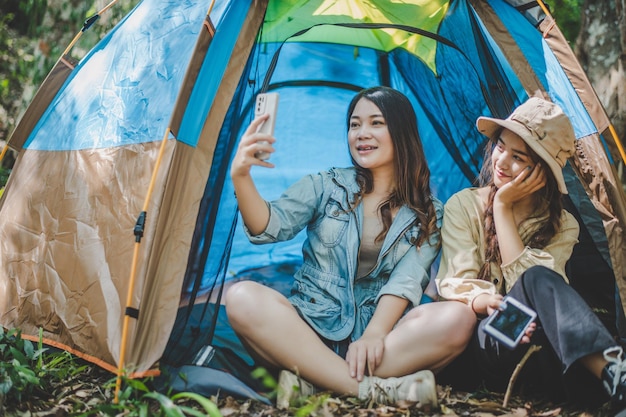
left=435, top=188, right=579, bottom=304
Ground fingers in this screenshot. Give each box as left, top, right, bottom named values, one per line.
left=517, top=164, right=546, bottom=189
left=520, top=322, right=536, bottom=344
left=231, top=117, right=276, bottom=176
left=346, top=340, right=384, bottom=382
left=244, top=114, right=270, bottom=136
left=485, top=294, right=504, bottom=316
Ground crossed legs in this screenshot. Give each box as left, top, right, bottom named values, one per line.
left=224, top=280, right=476, bottom=395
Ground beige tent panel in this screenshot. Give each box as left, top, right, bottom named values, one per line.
left=0, top=141, right=174, bottom=369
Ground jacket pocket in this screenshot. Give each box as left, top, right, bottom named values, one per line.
left=312, top=200, right=351, bottom=247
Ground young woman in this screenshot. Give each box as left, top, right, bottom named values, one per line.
left=226, top=86, right=475, bottom=408
left=436, top=97, right=626, bottom=413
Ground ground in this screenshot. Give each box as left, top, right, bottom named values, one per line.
left=2, top=360, right=616, bottom=417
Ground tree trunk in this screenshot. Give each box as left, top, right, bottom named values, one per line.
left=575, top=0, right=626, bottom=171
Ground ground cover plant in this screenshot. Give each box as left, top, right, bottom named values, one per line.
left=0, top=327, right=616, bottom=417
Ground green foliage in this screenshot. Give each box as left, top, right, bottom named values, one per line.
left=0, top=327, right=222, bottom=416
left=543, top=0, right=583, bottom=43
left=0, top=0, right=139, bottom=148
left=76, top=375, right=223, bottom=416
left=0, top=165, right=9, bottom=189
left=0, top=328, right=44, bottom=405
left=0, top=327, right=92, bottom=413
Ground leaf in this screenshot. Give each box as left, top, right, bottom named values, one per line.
left=171, top=392, right=222, bottom=417
left=9, top=347, right=28, bottom=364
left=0, top=374, right=13, bottom=395
left=143, top=391, right=186, bottom=417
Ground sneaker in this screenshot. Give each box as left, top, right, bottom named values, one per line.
left=360, top=369, right=438, bottom=407
left=602, top=346, right=626, bottom=416
left=276, top=369, right=316, bottom=409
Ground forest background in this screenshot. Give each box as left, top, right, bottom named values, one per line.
left=0, top=0, right=625, bottom=188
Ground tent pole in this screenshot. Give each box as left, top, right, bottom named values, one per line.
left=62, top=0, right=123, bottom=56
left=535, top=0, right=552, bottom=18
left=0, top=144, right=8, bottom=165
left=609, top=123, right=626, bottom=165
left=114, top=128, right=172, bottom=403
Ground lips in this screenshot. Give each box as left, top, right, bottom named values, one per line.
left=356, top=145, right=377, bottom=151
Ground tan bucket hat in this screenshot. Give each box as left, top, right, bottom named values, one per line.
left=476, top=97, right=576, bottom=194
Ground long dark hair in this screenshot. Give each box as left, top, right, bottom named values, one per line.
left=345, top=86, right=438, bottom=247
left=476, top=129, right=563, bottom=280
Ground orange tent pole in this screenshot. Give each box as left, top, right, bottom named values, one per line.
left=114, top=128, right=171, bottom=403
left=112, top=0, right=217, bottom=403
left=62, top=0, right=123, bottom=56
left=0, top=143, right=8, bottom=165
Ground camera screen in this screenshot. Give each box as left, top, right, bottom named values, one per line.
left=490, top=302, right=532, bottom=340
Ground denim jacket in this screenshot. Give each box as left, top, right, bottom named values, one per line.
left=246, top=167, right=443, bottom=342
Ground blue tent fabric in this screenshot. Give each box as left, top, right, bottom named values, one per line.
left=25, top=0, right=210, bottom=151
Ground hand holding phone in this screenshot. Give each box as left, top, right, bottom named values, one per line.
left=483, top=296, right=536, bottom=349
left=254, top=92, right=279, bottom=160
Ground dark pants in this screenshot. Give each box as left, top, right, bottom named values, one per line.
left=438, top=266, right=617, bottom=407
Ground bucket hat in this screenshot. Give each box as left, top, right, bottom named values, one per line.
left=476, top=97, right=576, bottom=194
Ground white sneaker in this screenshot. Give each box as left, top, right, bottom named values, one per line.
left=360, top=369, right=438, bottom=406
left=602, top=346, right=626, bottom=415
left=276, top=369, right=317, bottom=409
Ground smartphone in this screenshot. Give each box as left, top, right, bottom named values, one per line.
left=253, top=92, right=279, bottom=160
left=483, top=296, right=537, bottom=349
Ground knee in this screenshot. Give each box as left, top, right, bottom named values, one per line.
left=446, top=302, right=477, bottom=348
left=431, top=302, right=476, bottom=351
left=520, top=265, right=564, bottom=292
left=224, top=281, right=260, bottom=327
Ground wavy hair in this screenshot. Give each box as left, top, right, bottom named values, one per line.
left=476, top=129, right=563, bottom=280
left=345, top=86, right=438, bottom=247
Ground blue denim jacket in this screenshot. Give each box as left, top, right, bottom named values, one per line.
left=246, top=167, right=443, bottom=342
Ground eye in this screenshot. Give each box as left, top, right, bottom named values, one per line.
left=350, top=121, right=360, bottom=129
left=372, top=118, right=386, bottom=126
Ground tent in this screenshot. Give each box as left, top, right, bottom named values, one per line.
left=1, top=0, right=625, bottom=399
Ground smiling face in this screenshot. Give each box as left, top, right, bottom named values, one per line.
left=348, top=98, right=395, bottom=175
left=491, top=128, right=537, bottom=189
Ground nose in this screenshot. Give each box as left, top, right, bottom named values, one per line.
left=494, top=151, right=510, bottom=170
left=355, top=124, right=371, bottom=139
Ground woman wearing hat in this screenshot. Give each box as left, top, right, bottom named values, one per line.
left=435, top=97, right=626, bottom=413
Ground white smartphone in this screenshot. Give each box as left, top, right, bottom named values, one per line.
left=253, top=92, right=279, bottom=160
left=483, top=296, right=537, bottom=349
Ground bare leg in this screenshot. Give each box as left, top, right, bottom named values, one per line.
left=225, top=281, right=360, bottom=395
left=373, top=301, right=476, bottom=377
left=580, top=351, right=610, bottom=379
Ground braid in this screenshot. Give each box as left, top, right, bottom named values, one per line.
left=478, top=184, right=500, bottom=281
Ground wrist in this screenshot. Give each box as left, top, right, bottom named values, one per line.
left=470, top=295, right=487, bottom=317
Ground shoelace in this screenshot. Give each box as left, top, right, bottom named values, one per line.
left=371, top=379, right=396, bottom=404
left=604, top=346, right=626, bottom=395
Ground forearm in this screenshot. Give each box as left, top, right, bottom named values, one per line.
left=232, top=173, right=270, bottom=236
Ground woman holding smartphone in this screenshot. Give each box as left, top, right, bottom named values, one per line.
left=226, top=86, right=475, bottom=408
left=436, top=97, right=626, bottom=414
